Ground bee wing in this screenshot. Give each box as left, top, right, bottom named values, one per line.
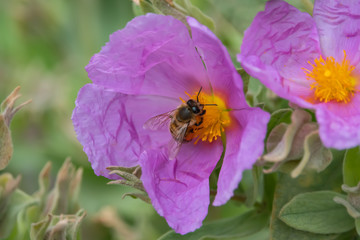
left=143, top=110, right=176, bottom=131
left=168, top=122, right=189, bottom=160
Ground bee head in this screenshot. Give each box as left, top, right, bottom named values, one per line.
left=186, top=99, right=201, bottom=114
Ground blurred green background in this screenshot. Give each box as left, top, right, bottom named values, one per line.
left=0, top=0, right=312, bottom=239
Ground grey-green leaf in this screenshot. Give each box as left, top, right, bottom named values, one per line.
left=343, top=147, right=360, bottom=187
left=158, top=210, right=268, bottom=240
left=151, top=0, right=190, bottom=29
left=355, top=218, right=360, bottom=236
left=266, top=108, right=293, bottom=139
left=237, top=68, right=250, bottom=95
left=174, top=0, right=215, bottom=31
left=140, top=0, right=158, bottom=14
left=0, top=189, right=37, bottom=238
left=270, top=167, right=343, bottom=240
left=279, top=191, right=354, bottom=234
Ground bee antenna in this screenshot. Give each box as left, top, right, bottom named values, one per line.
left=202, top=103, right=217, bottom=106
left=197, top=86, right=203, bottom=102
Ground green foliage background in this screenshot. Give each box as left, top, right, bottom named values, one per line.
left=4, top=1, right=351, bottom=240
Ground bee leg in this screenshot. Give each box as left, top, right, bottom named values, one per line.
left=199, top=110, right=206, bottom=116
left=195, top=117, right=203, bottom=126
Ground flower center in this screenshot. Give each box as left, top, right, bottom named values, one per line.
left=303, top=50, right=358, bottom=103
left=180, top=90, right=231, bottom=144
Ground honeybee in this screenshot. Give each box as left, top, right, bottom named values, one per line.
left=143, top=87, right=216, bottom=160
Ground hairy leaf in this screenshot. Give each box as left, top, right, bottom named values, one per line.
left=158, top=210, right=268, bottom=240
left=174, top=0, right=215, bottom=30
left=266, top=108, right=293, bottom=139
left=343, top=147, right=360, bottom=187
left=279, top=191, right=354, bottom=234
left=270, top=165, right=343, bottom=240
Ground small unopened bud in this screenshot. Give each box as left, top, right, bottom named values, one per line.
left=0, top=86, right=31, bottom=170
left=106, top=166, right=150, bottom=204
left=31, top=209, right=86, bottom=240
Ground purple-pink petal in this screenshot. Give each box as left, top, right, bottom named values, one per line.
left=188, top=17, right=270, bottom=205
left=86, top=14, right=209, bottom=99
left=238, top=0, right=320, bottom=108
left=239, top=0, right=360, bottom=150
left=140, top=141, right=223, bottom=234
left=72, top=84, right=179, bottom=178
left=188, top=17, right=246, bottom=109
left=315, top=94, right=360, bottom=149
left=75, top=13, right=271, bottom=234
left=213, top=108, right=270, bottom=206
left=314, top=0, right=360, bottom=67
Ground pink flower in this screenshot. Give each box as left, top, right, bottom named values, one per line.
left=238, top=0, right=360, bottom=149
left=72, top=14, right=270, bottom=234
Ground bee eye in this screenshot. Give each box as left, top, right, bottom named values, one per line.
left=192, top=106, right=200, bottom=114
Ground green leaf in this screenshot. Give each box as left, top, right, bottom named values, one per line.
left=242, top=165, right=264, bottom=207
left=122, top=192, right=151, bottom=204
left=237, top=68, right=250, bottom=95
left=68, top=209, right=87, bottom=240
left=334, top=183, right=360, bottom=220
left=266, top=109, right=293, bottom=139
left=174, top=0, right=215, bottom=31
left=158, top=210, right=268, bottom=240
left=264, top=109, right=312, bottom=162
left=132, top=2, right=144, bottom=16
left=356, top=218, right=360, bottom=236
left=263, top=173, right=277, bottom=212
left=108, top=179, right=145, bottom=191
left=139, top=0, right=159, bottom=14
left=0, top=189, right=37, bottom=238
left=333, top=230, right=360, bottom=240
left=151, top=0, right=190, bottom=29
left=343, top=147, right=360, bottom=187
left=107, top=169, right=142, bottom=183
left=30, top=209, right=86, bottom=240
left=224, top=228, right=269, bottom=240
left=270, top=162, right=344, bottom=240
left=290, top=131, right=333, bottom=178
left=30, top=215, right=53, bottom=240
left=247, top=77, right=266, bottom=107
left=279, top=191, right=354, bottom=234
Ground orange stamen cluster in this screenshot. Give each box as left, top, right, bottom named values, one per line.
left=303, top=50, right=358, bottom=103
left=180, top=90, right=231, bottom=144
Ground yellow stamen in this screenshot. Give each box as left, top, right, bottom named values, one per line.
left=184, top=90, right=231, bottom=144
left=303, top=50, right=358, bottom=103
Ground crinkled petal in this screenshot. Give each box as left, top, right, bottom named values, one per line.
left=314, top=0, right=360, bottom=66
left=187, top=17, right=246, bottom=109
left=186, top=16, right=271, bottom=206
left=213, top=108, right=270, bottom=206
left=140, top=141, right=222, bottom=234
left=86, top=14, right=209, bottom=98
left=315, top=93, right=360, bottom=149
left=238, top=0, right=320, bottom=108
left=72, top=84, right=179, bottom=178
